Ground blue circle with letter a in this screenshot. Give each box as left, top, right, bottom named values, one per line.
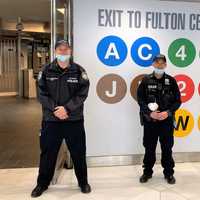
left=97, top=35, right=128, bottom=67
left=131, top=37, right=160, bottom=67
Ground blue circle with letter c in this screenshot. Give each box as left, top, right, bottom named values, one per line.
left=131, top=37, right=160, bottom=67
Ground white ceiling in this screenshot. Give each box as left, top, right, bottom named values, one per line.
left=0, top=0, right=51, bottom=22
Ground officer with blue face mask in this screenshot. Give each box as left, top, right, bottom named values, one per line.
left=31, top=40, right=91, bottom=198
left=137, top=54, right=181, bottom=185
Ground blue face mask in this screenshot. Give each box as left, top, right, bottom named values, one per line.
left=154, top=68, right=165, bottom=75
left=56, top=54, right=70, bottom=62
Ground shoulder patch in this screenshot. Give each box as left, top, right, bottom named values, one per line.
left=38, top=71, right=43, bottom=81
left=81, top=72, right=89, bottom=80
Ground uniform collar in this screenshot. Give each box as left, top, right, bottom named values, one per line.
left=49, top=59, right=76, bottom=73
left=152, top=72, right=166, bottom=80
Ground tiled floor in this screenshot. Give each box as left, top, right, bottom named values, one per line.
left=1, top=162, right=200, bottom=200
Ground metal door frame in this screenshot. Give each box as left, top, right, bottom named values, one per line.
left=51, top=0, right=74, bottom=185
left=51, top=0, right=73, bottom=61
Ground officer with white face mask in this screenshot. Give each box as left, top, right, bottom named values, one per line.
left=137, top=54, right=181, bottom=185
left=31, top=40, right=91, bottom=198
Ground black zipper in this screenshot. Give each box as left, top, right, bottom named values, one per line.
left=55, top=70, right=69, bottom=107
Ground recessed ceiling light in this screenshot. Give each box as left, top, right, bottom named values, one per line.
left=57, top=8, right=65, bottom=15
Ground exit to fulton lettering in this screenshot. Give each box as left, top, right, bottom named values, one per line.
left=98, top=9, right=200, bottom=30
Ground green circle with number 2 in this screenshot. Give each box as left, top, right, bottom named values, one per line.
left=168, top=38, right=196, bottom=67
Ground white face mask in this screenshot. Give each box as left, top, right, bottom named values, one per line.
left=56, top=54, right=71, bottom=62
left=154, top=67, right=165, bottom=75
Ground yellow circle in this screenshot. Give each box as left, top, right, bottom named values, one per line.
left=174, top=109, right=194, bottom=137
left=198, top=116, right=200, bottom=131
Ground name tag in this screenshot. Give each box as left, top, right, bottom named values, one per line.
left=46, top=77, right=58, bottom=81
left=67, top=77, right=78, bottom=83
left=148, top=85, right=157, bottom=89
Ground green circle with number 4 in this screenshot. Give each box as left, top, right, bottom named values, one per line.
left=168, top=38, right=196, bottom=67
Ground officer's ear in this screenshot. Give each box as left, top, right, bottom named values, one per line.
left=152, top=62, right=157, bottom=67
left=67, top=47, right=72, bottom=55
left=163, top=63, right=167, bottom=68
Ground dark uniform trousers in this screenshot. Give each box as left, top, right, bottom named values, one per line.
left=143, top=118, right=175, bottom=177
left=37, top=120, right=88, bottom=187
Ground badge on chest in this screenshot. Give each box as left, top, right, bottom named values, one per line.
left=165, top=78, right=170, bottom=85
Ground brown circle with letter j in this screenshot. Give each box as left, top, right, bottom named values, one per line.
left=96, top=74, right=127, bottom=104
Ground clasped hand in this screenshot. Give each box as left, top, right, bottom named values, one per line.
left=150, top=111, right=168, bottom=121
left=53, top=106, right=69, bottom=120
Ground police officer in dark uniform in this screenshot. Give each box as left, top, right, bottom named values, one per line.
left=31, top=40, right=91, bottom=198
left=137, top=54, right=181, bottom=184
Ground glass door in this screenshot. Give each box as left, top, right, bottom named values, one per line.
left=51, top=0, right=74, bottom=182
left=51, top=0, right=72, bottom=61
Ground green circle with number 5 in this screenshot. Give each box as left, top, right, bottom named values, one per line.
left=168, top=38, right=196, bottom=67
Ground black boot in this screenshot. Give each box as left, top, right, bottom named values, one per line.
left=31, top=185, right=48, bottom=198
left=165, top=175, right=176, bottom=184
left=79, top=184, right=92, bottom=193
left=139, top=174, right=152, bottom=183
